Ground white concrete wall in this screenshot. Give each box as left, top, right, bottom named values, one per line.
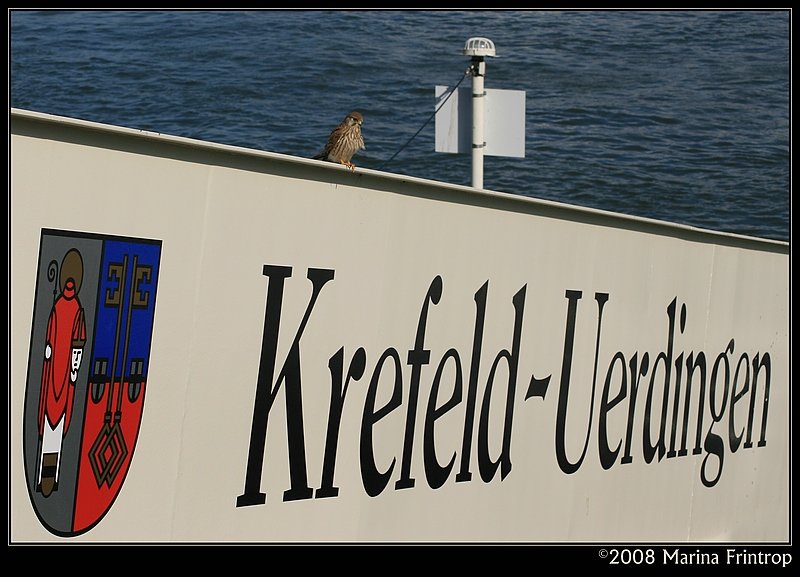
left=10, top=109, right=789, bottom=542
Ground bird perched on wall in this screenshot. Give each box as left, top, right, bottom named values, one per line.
left=312, top=111, right=365, bottom=170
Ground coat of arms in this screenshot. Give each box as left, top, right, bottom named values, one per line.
left=23, top=229, right=161, bottom=536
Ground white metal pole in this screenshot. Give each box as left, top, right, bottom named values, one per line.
left=471, top=57, right=486, bottom=189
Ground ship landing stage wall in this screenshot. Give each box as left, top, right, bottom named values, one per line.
left=10, top=109, right=789, bottom=543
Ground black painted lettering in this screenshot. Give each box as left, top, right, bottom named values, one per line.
left=643, top=298, right=677, bottom=464
left=599, top=352, right=627, bottom=469
left=667, top=304, right=687, bottom=458
left=360, top=348, right=403, bottom=498
left=396, top=276, right=442, bottom=490
left=237, top=266, right=334, bottom=507
left=728, top=353, right=750, bottom=454
left=686, top=352, right=707, bottom=456
left=456, top=281, right=487, bottom=483
left=747, top=352, right=771, bottom=448
left=621, top=352, right=649, bottom=465
left=555, top=291, right=608, bottom=474
left=477, top=286, right=527, bottom=482
left=423, top=349, right=463, bottom=489
left=316, top=346, right=367, bottom=499
left=701, top=339, right=733, bottom=487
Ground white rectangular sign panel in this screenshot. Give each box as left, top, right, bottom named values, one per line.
left=435, top=85, right=526, bottom=158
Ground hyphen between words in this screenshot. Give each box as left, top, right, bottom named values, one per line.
left=237, top=266, right=772, bottom=507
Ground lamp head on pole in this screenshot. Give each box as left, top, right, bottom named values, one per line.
left=463, top=37, right=496, bottom=58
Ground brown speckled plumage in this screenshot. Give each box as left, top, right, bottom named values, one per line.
left=313, top=111, right=365, bottom=170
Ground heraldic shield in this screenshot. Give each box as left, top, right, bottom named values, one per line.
left=23, top=229, right=162, bottom=536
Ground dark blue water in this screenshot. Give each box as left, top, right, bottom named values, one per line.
left=10, top=10, right=790, bottom=241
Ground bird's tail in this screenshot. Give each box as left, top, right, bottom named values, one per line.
left=312, top=152, right=327, bottom=161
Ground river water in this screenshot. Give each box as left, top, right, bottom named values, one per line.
left=10, top=10, right=790, bottom=241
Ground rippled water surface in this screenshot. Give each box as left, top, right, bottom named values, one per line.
left=10, top=10, right=790, bottom=241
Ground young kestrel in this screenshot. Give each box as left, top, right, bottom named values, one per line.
left=312, top=111, right=365, bottom=170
